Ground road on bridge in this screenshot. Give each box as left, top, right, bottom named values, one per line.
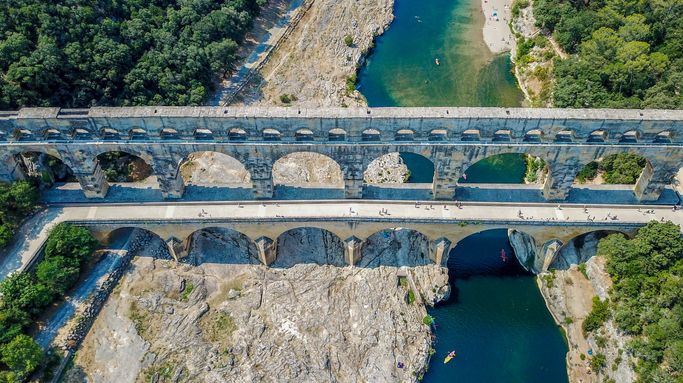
left=1, top=200, right=681, bottom=279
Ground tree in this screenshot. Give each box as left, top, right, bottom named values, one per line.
left=0, top=308, right=30, bottom=345
left=0, top=273, right=52, bottom=315
left=0, top=335, right=43, bottom=378
left=44, top=223, right=98, bottom=262
left=35, top=256, right=80, bottom=296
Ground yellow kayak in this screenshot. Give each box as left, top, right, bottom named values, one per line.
left=444, top=351, right=456, bottom=364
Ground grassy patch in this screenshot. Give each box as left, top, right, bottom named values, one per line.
left=180, top=281, right=194, bottom=302
left=199, top=311, right=237, bottom=350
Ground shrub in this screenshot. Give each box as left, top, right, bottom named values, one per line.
left=576, top=161, right=598, bottom=183
left=345, top=74, right=357, bottom=93
left=590, top=353, right=606, bottom=372
left=344, top=35, right=354, bottom=47
left=423, top=315, right=434, bottom=326
left=407, top=289, right=416, bottom=304
left=582, top=296, right=609, bottom=335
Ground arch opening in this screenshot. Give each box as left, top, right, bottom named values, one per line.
left=96, top=151, right=152, bottom=182
left=359, top=228, right=431, bottom=267
left=102, top=227, right=171, bottom=260
left=364, top=152, right=434, bottom=184
left=180, top=152, right=251, bottom=187
left=574, top=153, right=647, bottom=186
left=460, top=153, right=547, bottom=185
left=272, top=152, right=344, bottom=191
left=273, top=227, right=345, bottom=268
left=449, top=229, right=528, bottom=278
left=185, top=227, right=259, bottom=265
left=14, top=152, right=76, bottom=189
left=328, top=128, right=347, bottom=141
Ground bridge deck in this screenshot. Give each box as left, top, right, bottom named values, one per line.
left=1, top=200, right=682, bottom=279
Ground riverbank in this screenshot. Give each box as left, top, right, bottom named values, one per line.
left=481, top=0, right=515, bottom=54
left=537, top=256, right=636, bottom=383
left=236, top=0, right=394, bottom=107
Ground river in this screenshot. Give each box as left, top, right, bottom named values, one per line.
left=358, top=0, right=569, bottom=381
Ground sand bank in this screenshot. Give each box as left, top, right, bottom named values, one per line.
left=481, top=0, right=515, bottom=54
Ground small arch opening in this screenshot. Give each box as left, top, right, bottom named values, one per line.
left=619, top=130, right=640, bottom=143
left=362, top=128, right=381, bottom=141
left=263, top=128, right=281, bottom=141
left=295, top=128, right=315, bottom=141
left=555, top=129, right=574, bottom=143
left=160, top=128, right=179, bottom=139
left=587, top=130, right=607, bottom=143
left=395, top=129, right=415, bottom=141
left=194, top=128, right=214, bottom=140
left=493, top=129, right=512, bottom=142
left=229, top=128, right=247, bottom=141
left=100, top=128, right=120, bottom=140
left=129, top=128, right=148, bottom=140
left=655, top=131, right=672, bottom=143
left=328, top=128, right=347, bottom=141
left=429, top=129, right=448, bottom=141
left=523, top=129, right=543, bottom=142
left=461, top=129, right=480, bottom=141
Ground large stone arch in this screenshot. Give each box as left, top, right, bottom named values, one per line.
left=179, top=151, right=251, bottom=186
left=99, top=227, right=172, bottom=259
left=273, top=227, right=346, bottom=268
left=358, top=227, right=433, bottom=268
left=272, top=151, right=344, bottom=188
left=184, top=227, right=260, bottom=265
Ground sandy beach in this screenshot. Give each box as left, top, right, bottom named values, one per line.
left=481, top=0, right=515, bottom=54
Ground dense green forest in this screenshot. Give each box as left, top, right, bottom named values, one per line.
left=534, top=0, right=683, bottom=108
left=596, top=222, right=683, bottom=382
left=0, top=0, right=265, bottom=108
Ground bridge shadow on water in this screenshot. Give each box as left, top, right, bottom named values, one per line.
left=363, top=184, right=433, bottom=200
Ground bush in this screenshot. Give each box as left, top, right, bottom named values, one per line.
left=346, top=74, right=357, bottom=93
left=0, top=273, right=52, bottom=316
left=582, top=296, right=609, bottom=335
left=344, top=35, right=354, bottom=47
left=590, top=353, right=607, bottom=372
left=407, top=289, right=416, bottom=304
left=279, top=94, right=292, bottom=104
left=423, top=315, right=434, bottom=326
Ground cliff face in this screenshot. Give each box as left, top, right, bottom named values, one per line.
left=66, top=229, right=449, bottom=383
left=507, top=229, right=559, bottom=274
left=548, top=231, right=616, bottom=270
left=537, top=257, right=636, bottom=383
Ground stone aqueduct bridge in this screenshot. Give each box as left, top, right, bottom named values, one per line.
left=8, top=201, right=676, bottom=277
left=1, top=107, right=683, bottom=201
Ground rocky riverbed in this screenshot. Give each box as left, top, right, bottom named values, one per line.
left=238, top=0, right=394, bottom=107
left=63, top=229, right=449, bottom=382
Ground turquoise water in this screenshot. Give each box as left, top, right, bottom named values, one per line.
left=424, top=230, right=569, bottom=382
left=400, top=152, right=435, bottom=183
left=459, top=153, right=528, bottom=183
left=357, top=0, right=568, bottom=381
left=357, top=0, right=523, bottom=107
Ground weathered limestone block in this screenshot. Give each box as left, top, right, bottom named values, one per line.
left=634, top=160, right=677, bottom=201
left=508, top=229, right=561, bottom=274
left=344, top=236, right=363, bottom=266
left=429, top=237, right=452, bottom=265
left=255, top=236, right=277, bottom=265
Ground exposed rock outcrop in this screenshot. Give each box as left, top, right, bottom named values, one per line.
left=507, top=229, right=559, bottom=274
left=66, top=229, right=450, bottom=383
left=548, top=231, right=618, bottom=270
left=537, top=257, right=636, bottom=383
left=239, top=0, right=394, bottom=107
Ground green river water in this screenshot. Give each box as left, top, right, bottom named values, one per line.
left=357, top=0, right=569, bottom=381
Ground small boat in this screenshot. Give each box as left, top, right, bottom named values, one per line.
left=444, top=351, right=456, bottom=364
left=435, top=58, right=440, bottom=66
left=500, top=249, right=508, bottom=262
